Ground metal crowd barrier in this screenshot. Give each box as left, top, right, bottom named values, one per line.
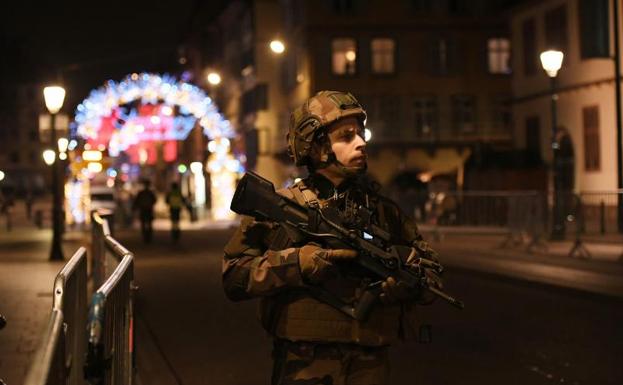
left=577, top=190, right=623, bottom=235
left=84, top=211, right=135, bottom=385
left=24, top=247, right=88, bottom=385
left=424, top=189, right=623, bottom=257
left=24, top=209, right=136, bottom=385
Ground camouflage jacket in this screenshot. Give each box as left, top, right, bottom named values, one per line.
left=222, top=173, right=438, bottom=345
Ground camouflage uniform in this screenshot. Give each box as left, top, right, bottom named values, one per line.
left=223, top=91, right=440, bottom=385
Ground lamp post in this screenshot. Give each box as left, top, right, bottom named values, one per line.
left=43, top=86, right=66, bottom=261
left=540, top=50, right=565, bottom=240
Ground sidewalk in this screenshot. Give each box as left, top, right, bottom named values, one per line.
left=421, top=225, right=623, bottom=299
left=0, top=226, right=86, bottom=385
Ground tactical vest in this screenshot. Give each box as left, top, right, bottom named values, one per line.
left=258, top=181, right=410, bottom=346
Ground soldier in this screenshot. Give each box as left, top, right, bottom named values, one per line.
left=223, top=91, right=443, bottom=385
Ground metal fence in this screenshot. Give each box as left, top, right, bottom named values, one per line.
left=577, top=191, right=623, bottom=236
left=24, top=209, right=136, bottom=385
left=84, top=211, right=135, bottom=385
left=23, top=247, right=88, bottom=385
left=423, top=190, right=623, bottom=249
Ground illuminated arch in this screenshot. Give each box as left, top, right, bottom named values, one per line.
left=73, top=72, right=234, bottom=155
left=71, top=72, right=240, bottom=221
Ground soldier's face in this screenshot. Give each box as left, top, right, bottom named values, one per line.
left=327, top=117, right=367, bottom=169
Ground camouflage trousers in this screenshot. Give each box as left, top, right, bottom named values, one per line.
left=271, top=339, right=389, bottom=385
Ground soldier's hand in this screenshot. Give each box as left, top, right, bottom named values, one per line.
left=407, top=256, right=444, bottom=305
left=298, top=244, right=357, bottom=284
left=380, top=277, right=415, bottom=304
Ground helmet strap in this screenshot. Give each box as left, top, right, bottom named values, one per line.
left=316, top=152, right=366, bottom=178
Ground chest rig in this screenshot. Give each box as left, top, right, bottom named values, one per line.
left=259, top=178, right=404, bottom=346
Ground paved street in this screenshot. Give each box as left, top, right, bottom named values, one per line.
left=114, top=227, right=623, bottom=385
left=2, top=218, right=622, bottom=385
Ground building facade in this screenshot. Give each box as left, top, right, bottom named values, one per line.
left=0, top=84, right=52, bottom=195
left=203, top=0, right=520, bottom=191
left=510, top=0, right=618, bottom=192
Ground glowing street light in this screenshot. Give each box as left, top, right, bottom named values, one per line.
left=364, top=128, right=372, bottom=142
left=43, top=86, right=66, bottom=114
left=0, top=171, right=5, bottom=181
left=540, top=50, right=564, bottom=78
left=43, top=149, right=56, bottom=165
left=43, top=85, right=66, bottom=261
left=540, top=49, right=565, bottom=240
left=57, top=137, right=69, bottom=153
left=207, top=72, right=222, bottom=86
left=269, top=40, right=286, bottom=54
left=345, top=50, right=357, bottom=62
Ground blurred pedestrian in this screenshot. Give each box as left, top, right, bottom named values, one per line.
left=0, top=192, right=14, bottom=232
left=133, top=179, right=157, bottom=243
left=165, top=182, right=187, bottom=242
left=25, top=190, right=34, bottom=220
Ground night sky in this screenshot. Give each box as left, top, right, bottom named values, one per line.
left=0, top=0, right=227, bottom=113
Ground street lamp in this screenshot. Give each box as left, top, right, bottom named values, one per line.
left=269, top=39, right=286, bottom=54
left=540, top=50, right=565, bottom=240
left=207, top=72, right=222, bottom=86
left=43, top=85, right=66, bottom=261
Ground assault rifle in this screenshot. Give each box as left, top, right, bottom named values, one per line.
left=230, top=171, right=464, bottom=321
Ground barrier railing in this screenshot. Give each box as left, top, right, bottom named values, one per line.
left=23, top=247, right=89, bottom=385
left=577, top=190, right=623, bottom=236
left=91, top=209, right=116, bottom=289
left=84, top=211, right=135, bottom=385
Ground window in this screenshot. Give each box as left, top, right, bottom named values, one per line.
left=412, top=96, right=438, bottom=139
left=241, top=84, right=269, bottom=115
left=492, top=95, right=512, bottom=131
left=430, top=37, right=460, bottom=75
left=522, top=18, right=537, bottom=75
left=448, top=0, right=470, bottom=15
left=582, top=106, right=600, bottom=171
left=332, top=38, right=357, bottom=75
left=359, top=94, right=401, bottom=139
left=371, top=38, right=396, bottom=74
left=333, top=0, right=353, bottom=13
left=525, top=116, right=541, bottom=155
left=578, top=0, right=609, bottom=59
left=487, top=38, right=511, bottom=74
left=452, top=95, right=476, bottom=133
left=545, top=5, right=568, bottom=52
left=411, top=0, right=432, bottom=12
left=379, top=95, right=402, bottom=138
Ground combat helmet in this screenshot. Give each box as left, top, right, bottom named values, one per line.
left=287, top=90, right=366, bottom=167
